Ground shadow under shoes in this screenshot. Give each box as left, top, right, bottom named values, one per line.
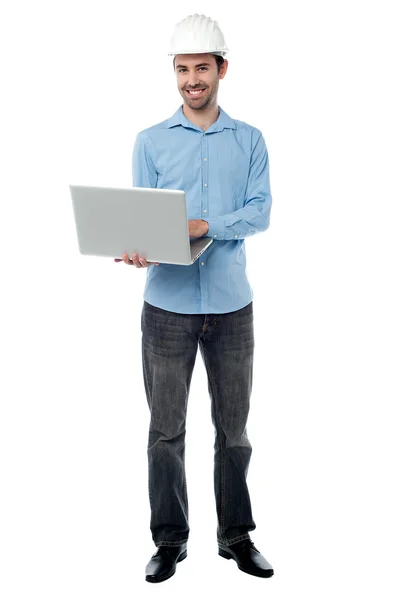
left=145, top=543, right=187, bottom=583
left=218, top=539, right=274, bottom=578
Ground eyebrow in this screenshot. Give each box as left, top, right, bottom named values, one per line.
left=175, top=62, right=212, bottom=69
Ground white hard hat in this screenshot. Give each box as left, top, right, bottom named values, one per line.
left=168, top=14, right=229, bottom=57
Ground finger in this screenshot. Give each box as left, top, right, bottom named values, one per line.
left=116, top=255, right=159, bottom=266
left=139, top=257, right=150, bottom=267
left=122, top=254, right=133, bottom=265
left=131, top=253, right=142, bottom=268
left=141, top=258, right=160, bottom=267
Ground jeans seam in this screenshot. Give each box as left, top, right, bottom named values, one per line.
left=183, top=448, right=188, bottom=518
left=201, top=344, right=228, bottom=545
left=142, top=330, right=153, bottom=510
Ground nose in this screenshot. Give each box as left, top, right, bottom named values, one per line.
left=186, top=73, right=202, bottom=88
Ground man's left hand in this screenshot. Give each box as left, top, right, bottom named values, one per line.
left=188, top=219, right=209, bottom=238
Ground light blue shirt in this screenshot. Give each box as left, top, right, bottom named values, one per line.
left=132, top=105, right=272, bottom=314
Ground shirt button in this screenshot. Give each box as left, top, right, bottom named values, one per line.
left=203, top=209, right=207, bottom=213
left=204, top=157, right=207, bottom=161
left=214, top=235, right=217, bottom=238
left=201, top=262, right=204, bottom=266
left=235, top=235, right=238, bottom=238
left=204, top=183, right=208, bottom=187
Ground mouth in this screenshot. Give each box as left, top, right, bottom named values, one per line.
left=184, top=88, right=206, bottom=98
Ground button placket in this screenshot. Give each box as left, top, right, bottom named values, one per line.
left=202, top=134, right=209, bottom=216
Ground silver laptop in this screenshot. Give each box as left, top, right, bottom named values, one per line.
left=69, top=184, right=213, bottom=266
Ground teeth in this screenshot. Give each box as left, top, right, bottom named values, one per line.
left=187, top=89, right=204, bottom=95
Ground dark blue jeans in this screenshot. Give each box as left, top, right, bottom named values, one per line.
left=141, top=300, right=257, bottom=548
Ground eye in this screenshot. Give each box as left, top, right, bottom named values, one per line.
left=178, top=67, right=208, bottom=73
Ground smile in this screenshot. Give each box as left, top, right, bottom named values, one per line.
left=185, top=89, right=206, bottom=96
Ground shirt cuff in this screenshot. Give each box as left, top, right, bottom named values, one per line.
left=203, top=216, right=225, bottom=240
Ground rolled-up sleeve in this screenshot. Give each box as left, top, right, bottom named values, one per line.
left=132, top=133, right=158, bottom=188
left=205, top=131, right=272, bottom=240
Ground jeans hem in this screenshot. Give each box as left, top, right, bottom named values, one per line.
left=217, top=533, right=251, bottom=546
left=156, top=539, right=188, bottom=548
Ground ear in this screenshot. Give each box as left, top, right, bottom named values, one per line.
left=219, top=59, right=228, bottom=80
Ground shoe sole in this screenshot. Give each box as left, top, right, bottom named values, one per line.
left=145, top=549, right=187, bottom=583
left=218, top=547, right=274, bottom=578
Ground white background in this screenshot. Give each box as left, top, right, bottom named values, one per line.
left=1, top=0, right=398, bottom=597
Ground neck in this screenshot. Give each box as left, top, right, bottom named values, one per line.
left=182, top=100, right=220, bottom=132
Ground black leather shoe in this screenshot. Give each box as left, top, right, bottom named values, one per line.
left=218, top=539, right=274, bottom=578
left=145, top=543, right=187, bottom=583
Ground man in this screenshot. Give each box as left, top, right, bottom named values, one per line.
left=115, top=14, right=274, bottom=582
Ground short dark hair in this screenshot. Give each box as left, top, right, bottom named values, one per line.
left=173, top=54, right=225, bottom=74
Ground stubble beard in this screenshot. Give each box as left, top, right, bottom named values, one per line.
left=182, top=86, right=216, bottom=111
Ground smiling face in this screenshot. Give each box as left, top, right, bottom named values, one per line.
left=174, top=53, right=227, bottom=111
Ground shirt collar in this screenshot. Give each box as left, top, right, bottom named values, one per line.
left=166, top=105, right=236, bottom=133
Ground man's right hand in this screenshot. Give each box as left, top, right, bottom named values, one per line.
left=114, top=253, right=159, bottom=267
